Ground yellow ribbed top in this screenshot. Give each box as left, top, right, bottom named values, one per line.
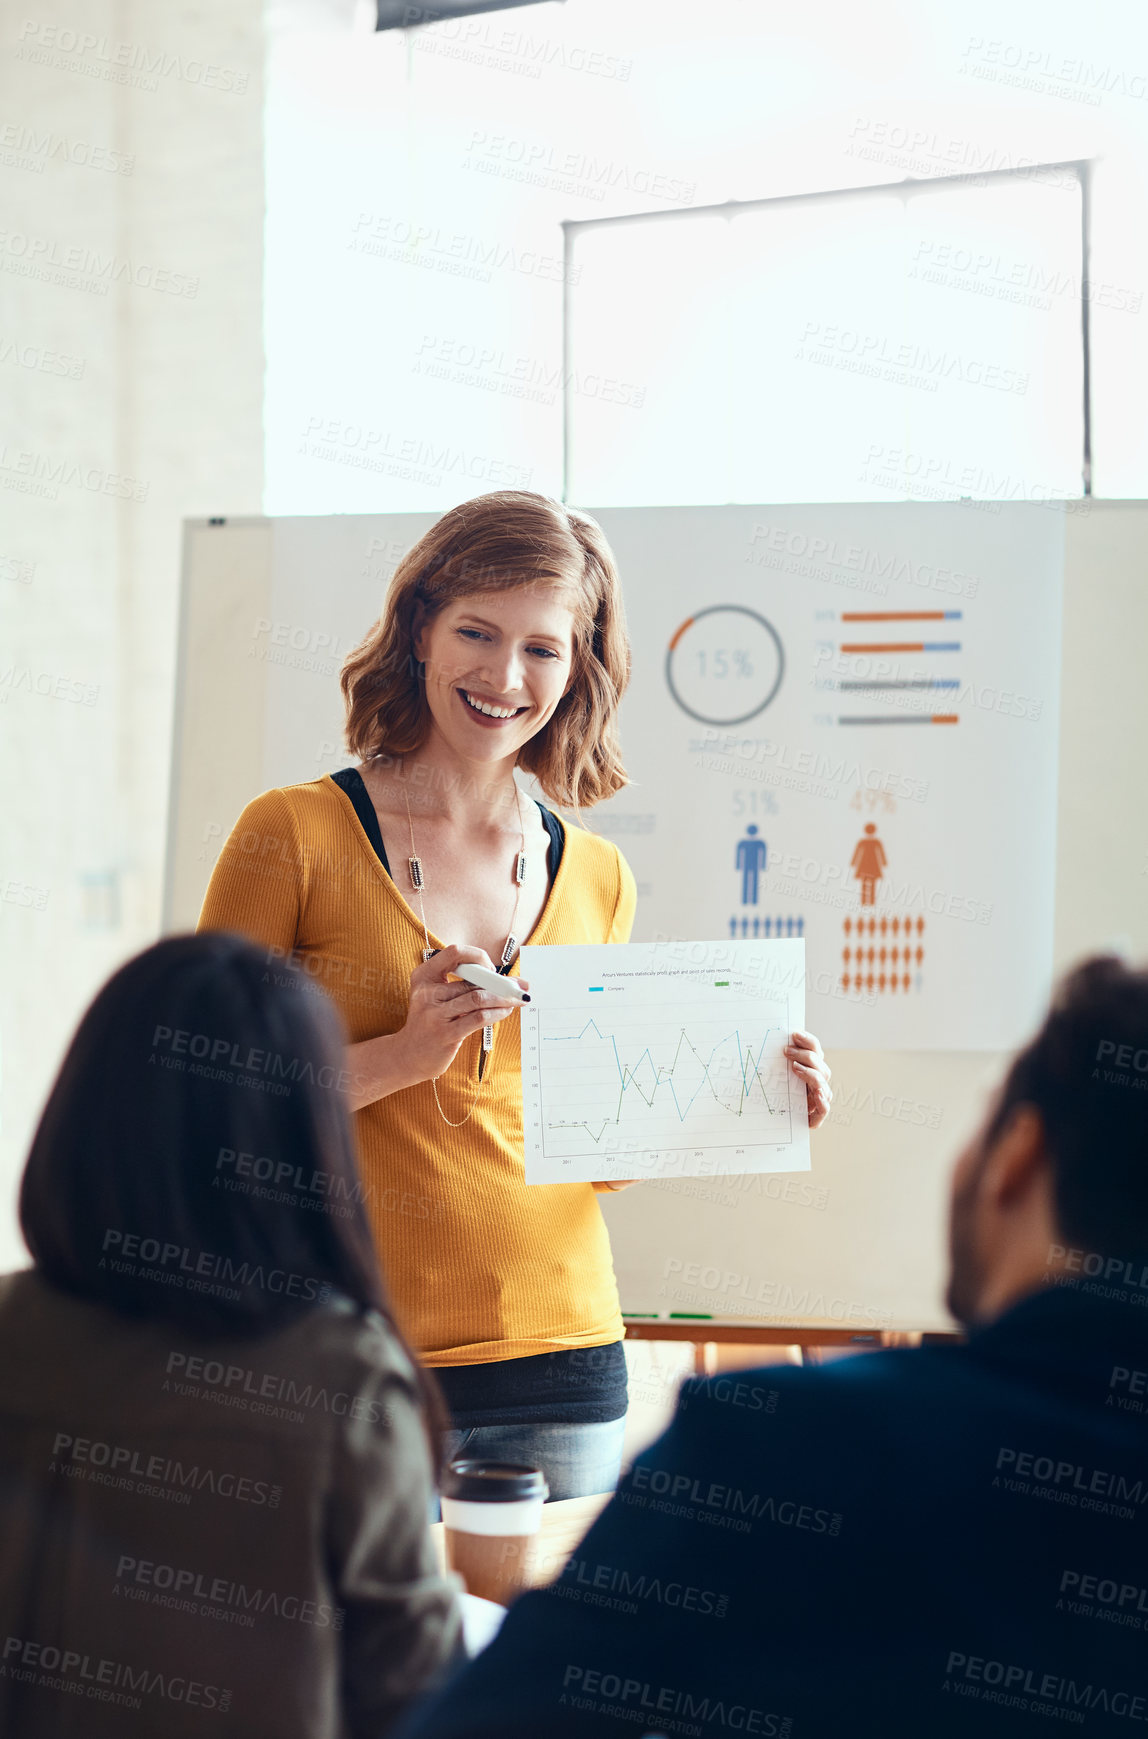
left=197, top=775, right=636, bottom=1366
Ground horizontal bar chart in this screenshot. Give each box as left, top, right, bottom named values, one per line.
left=840, top=610, right=963, bottom=622
left=840, top=640, right=961, bottom=653
left=839, top=679, right=959, bottom=690
left=837, top=714, right=959, bottom=725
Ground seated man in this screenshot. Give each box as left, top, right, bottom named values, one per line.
left=399, top=956, right=1148, bottom=1737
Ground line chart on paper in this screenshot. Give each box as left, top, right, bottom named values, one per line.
left=519, top=940, right=811, bottom=1184
left=540, top=1005, right=794, bottom=1153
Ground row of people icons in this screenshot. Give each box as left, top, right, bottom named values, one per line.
left=845, top=914, right=926, bottom=937
left=728, top=913, right=804, bottom=938
left=843, top=971, right=921, bottom=994
left=844, top=944, right=924, bottom=966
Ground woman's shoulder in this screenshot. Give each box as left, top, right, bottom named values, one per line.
left=231, top=776, right=350, bottom=841
left=546, top=812, right=636, bottom=927
left=0, top=1273, right=410, bottom=1399
left=0, top=1268, right=50, bottom=1339
left=278, top=1297, right=419, bottom=1393
left=0, top=1276, right=414, bottom=1454
left=550, top=814, right=630, bottom=876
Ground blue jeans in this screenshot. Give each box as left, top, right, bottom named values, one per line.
left=439, top=1416, right=626, bottom=1507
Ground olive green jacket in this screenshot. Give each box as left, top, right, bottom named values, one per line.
left=0, top=1271, right=461, bottom=1737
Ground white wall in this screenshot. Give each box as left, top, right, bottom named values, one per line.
left=266, top=0, right=1148, bottom=513
left=0, top=3, right=264, bottom=1266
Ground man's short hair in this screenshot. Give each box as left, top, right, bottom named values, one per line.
left=986, top=956, right=1148, bottom=1260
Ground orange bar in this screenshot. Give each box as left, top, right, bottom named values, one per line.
left=841, top=611, right=948, bottom=621
left=931, top=715, right=959, bottom=724
left=841, top=641, right=925, bottom=653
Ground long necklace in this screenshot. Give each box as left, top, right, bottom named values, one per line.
left=402, top=773, right=528, bottom=1128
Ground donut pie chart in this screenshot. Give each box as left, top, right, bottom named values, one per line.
left=665, top=604, right=784, bottom=726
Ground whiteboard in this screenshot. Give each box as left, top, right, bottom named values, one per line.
left=165, top=504, right=1148, bottom=1331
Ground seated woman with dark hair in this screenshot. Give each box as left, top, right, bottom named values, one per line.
left=0, top=932, right=461, bottom=1739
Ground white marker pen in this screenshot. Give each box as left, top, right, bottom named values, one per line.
left=453, top=963, right=532, bottom=1004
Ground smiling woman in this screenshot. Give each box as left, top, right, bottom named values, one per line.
left=339, top=489, right=630, bottom=808
left=197, top=492, right=644, bottom=1499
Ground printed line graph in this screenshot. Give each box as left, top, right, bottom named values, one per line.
left=534, top=1002, right=794, bottom=1161
left=546, top=1017, right=784, bottom=1137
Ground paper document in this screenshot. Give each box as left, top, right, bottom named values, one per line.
left=520, top=939, right=810, bottom=1185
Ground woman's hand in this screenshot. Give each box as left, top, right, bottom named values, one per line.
left=393, top=944, right=529, bottom=1086
left=786, top=1029, right=832, bottom=1129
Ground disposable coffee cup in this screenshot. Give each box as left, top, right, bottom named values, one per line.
left=440, top=1460, right=549, bottom=1606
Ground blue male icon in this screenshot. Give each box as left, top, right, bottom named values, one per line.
left=736, top=825, right=767, bottom=904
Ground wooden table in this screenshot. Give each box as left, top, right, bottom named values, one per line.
left=430, top=1491, right=612, bottom=1590
left=622, top=1318, right=961, bottom=1370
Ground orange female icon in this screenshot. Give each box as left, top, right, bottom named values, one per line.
left=851, top=823, right=887, bottom=907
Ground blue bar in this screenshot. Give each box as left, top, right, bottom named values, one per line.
left=588, top=985, right=604, bottom=992
left=838, top=678, right=960, bottom=691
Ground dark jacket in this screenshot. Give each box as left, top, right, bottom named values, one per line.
left=0, top=1270, right=461, bottom=1737
left=399, top=1282, right=1148, bottom=1737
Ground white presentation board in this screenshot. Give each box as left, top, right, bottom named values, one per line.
left=166, top=503, right=1148, bottom=1331
left=588, top=504, right=1063, bottom=1051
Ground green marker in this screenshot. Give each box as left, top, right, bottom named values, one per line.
left=669, top=1312, right=713, bottom=1320
left=714, top=980, right=729, bottom=987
